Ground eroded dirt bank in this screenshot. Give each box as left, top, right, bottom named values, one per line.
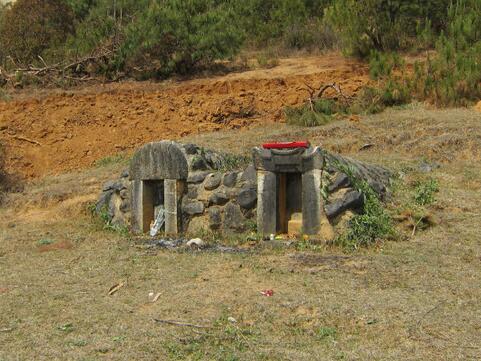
left=0, top=54, right=369, bottom=178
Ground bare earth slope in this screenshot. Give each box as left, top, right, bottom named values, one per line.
left=0, top=54, right=369, bottom=178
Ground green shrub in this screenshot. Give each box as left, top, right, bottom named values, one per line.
left=331, top=161, right=394, bottom=250
left=413, top=178, right=439, bottom=206
left=326, top=0, right=451, bottom=58
left=0, top=0, right=74, bottom=65
left=410, top=0, right=481, bottom=106
left=118, top=0, right=244, bottom=77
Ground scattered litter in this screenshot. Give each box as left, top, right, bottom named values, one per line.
left=227, top=317, right=237, bottom=323
left=186, top=238, right=204, bottom=247
left=269, top=234, right=275, bottom=241
left=149, top=238, right=187, bottom=249
left=260, top=289, right=274, bottom=297
left=147, top=238, right=247, bottom=253
left=108, top=282, right=125, bottom=296
left=149, top=292, right=162, bottom=303
left=0, top=327, right=14, bottom=333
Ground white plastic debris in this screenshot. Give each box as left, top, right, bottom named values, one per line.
left=150, top=206, right=165, bottom=237
left=186, top=238, right=204, bottom=247
left=227, top=317, right=237, bottom=323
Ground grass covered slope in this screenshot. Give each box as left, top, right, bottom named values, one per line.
left=1, top=106, right=480, bottom=360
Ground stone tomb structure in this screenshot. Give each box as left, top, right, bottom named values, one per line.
left=129, top=141, right=188, bottom=235
left=254, top=144, right=326, bottom=236
left=97, top=140, right=392, bottom=238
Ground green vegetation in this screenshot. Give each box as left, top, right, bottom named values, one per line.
left=93, top=153, right=129, bottom=167
left=88, top=203, right=130, bottom=237
left=326, top=0, right=451, bottom=58
left=330, top=160, right=394, bottom=250
left=0, top=0, right=478, bottom=109
left=413, top=178, right=439, bottom=206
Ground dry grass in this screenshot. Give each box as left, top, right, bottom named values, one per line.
left=1, top=106, right=481, bottom=360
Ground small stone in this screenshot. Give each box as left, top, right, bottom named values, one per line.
left=190, top=156, right=208, bottom=171
left=223, top=172, right=238, bottom=187
left=237, top=186, right=257, bottom=209
left=120, top=169, right=129, bottom=178
left=188, top=171, right=210, bottom=184
left=184, top=144, right=199, bottom=155
left=183, top=200, right=205, bottom=215
left=204, top=173, right=221, bottom=190
left=209, top=191, right=229, bottom=206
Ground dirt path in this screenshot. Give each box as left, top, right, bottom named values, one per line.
left=0, top=53, right=369, bottom=178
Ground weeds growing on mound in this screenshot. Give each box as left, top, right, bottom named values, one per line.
left=327, top=159, right=395, bottom=250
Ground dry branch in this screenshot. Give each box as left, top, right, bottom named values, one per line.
left=0, top=48, right=114, bottom=86
left=153, top=318, right=211, bottom=329
left=302, top=82, right=353, bottom=109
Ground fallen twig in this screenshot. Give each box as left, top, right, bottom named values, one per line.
left=12, top=135, right=41, bottom=146
left=153, top=318, right=210, bottom=329
left=108, top=281, right=125, bottom=295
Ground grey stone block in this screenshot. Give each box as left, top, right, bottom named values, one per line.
left=187, top=184, right=198, bottom=199
left=328, top=173, right=350, bottom=192
left=302, top=169, right=323, bottom=235
left=257, top=170, right=276, bottom=235
left=240, top=164, right=256, bottom=183
left=237, top=186, right=257, bottom=209
left=187, top=171, right=210, bottom=184
left=183, top=143, right=199, bottom=155
left=183, top=200, right=205, bottom=215
left=325, top=190, right=363, bottom=219
left=224, top=202, right=245, bottom=232
left=204, top=173, right=221, bottom=190
left=190, top=155, right=209, bottom=171
left=208, top=207, right=222, bottom=230
left=223, top=172, right=238, bottom=187
left=209, top=191, right=229, bottom=206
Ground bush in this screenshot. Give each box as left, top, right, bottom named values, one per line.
left=411, top=0, right=481, bottom=106
left=117, top=0, right=244, bottom=77
left=235, top=0, right=335, bottom=51
left=413, top=178, right=439, bottom=206
left=332, top=162, right=394, bottom=249
left=326, top=0, right=451, bottom=58
left=0, top=0, right=74, bottom=65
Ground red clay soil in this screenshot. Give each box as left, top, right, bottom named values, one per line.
left=0, top=54, right=370, bottom=179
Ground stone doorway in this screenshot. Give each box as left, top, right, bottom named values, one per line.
left=129, top=141, right=188, bottom=235
left=277, top=173, right=303, bottom=234
left=253, top=142, right=325, bottom=236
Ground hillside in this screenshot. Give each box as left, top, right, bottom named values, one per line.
left=0, top=54, right=369, bottom=178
